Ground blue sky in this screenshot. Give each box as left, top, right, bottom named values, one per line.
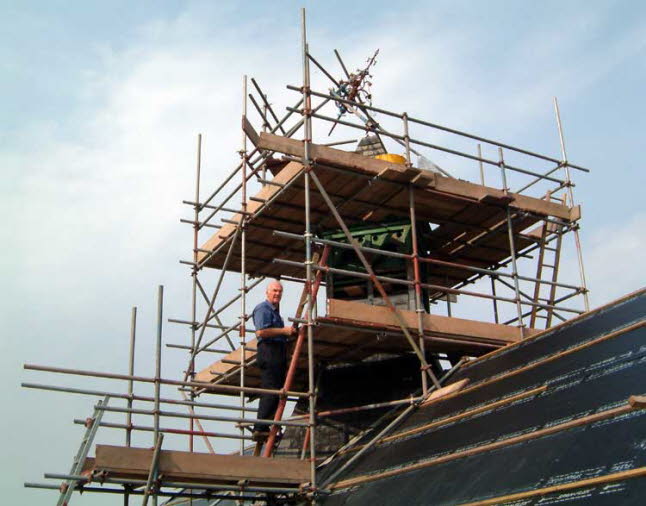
left=2, top=1, right=645, bottom=503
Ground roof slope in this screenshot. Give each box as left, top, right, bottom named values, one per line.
left=319, top=288, right=646, bottom=505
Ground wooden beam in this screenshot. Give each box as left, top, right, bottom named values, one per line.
left=257, top=132, right=576, bottom=221
left=242, top=116, right=259, bottom=147
left=326, top=299, right=530, bottom=343
left=629, top=395, right=646, bottom=409
left=459, top=466, right=646, bottom=506
left=93, top=445, right=309, bottom=485
left=419, top=378, right=470, bottom=406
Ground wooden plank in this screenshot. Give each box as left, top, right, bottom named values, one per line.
left=326, top=299, right=529, bottom=343
left=93, top=445, right=309, bottom=485
left=459, top=466, right=646, bottom=506
left=257, top=132, right=576, bottom=221
left=629, top=395, right=646, bottom=409
left=420, top=378, right=470, bottom=406
left=194, top=339, right=257, bottom=383
left=242, top=116, right=259, bottom=147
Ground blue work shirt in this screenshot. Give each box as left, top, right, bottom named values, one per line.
left=252, top=300, right=287, bottom=343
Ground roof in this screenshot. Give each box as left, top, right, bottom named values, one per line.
left=317, top=288, right=646, bottom=504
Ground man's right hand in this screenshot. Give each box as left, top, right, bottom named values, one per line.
left=284, top=326, right=297, bottom=336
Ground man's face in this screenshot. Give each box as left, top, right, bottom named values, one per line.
left=266, top=283, right=283, bottom=306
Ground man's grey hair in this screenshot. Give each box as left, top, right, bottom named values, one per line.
left=266, top=279, right=283, bottom=289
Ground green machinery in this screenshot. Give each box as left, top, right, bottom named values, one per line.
left=322, top=219, right=432, bottom=312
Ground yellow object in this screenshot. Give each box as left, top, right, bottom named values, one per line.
left=374, top=153, right=407, bottom=165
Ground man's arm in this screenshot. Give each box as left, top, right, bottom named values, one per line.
left=256, top=326, right=296, bottom=339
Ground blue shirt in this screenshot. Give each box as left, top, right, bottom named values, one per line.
left=252, top=300, right=287, bottom=343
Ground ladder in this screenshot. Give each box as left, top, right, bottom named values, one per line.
left=529, top=193, right=566, bottom=329
left=56, top=395, right=110, bottom=506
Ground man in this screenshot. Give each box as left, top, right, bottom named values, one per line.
left=252, top=280, right=296, bottom=438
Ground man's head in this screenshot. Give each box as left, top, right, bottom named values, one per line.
left=265, top=280, right=283, bottom=306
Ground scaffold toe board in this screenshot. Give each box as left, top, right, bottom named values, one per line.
left=84, top=445, right=310, bottom=485
left=197, top=134, right=578, bottom=284
left=193, top=299, right=530, bottom=393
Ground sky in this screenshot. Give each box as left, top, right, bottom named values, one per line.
left=2, top=1, right=645, bottom=503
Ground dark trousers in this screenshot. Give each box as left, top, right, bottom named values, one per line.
left=254, top=340, right=287, bottom=432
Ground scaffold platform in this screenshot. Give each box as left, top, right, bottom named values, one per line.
left=194, top=298, right=533, bottom=392
left=198, top=132, right=579, bottom=294
left=81, top=445, right=309, bottom=487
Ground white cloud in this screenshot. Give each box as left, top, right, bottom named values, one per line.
left=585, top=212, right=646, bottom=306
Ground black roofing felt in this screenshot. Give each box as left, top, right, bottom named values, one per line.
left=322, top=413, right=646, bottom=505
left=451, top=290, right=646, bottom=385
left=318, top=289, right=646, bottom=505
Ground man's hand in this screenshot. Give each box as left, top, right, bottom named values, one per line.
left=283, top=326, right=297, bottom=336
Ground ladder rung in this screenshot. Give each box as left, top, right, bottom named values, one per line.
left=542, top=264, right=555, bottom=268
left=543, top=247, right=558, bottom=252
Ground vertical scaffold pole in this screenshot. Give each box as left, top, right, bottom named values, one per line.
left=153, top=285, right=164, bottom=445
left=553, top=97, right=589, bottom=311
left=477, top=143, right=485, bottom=185
left=125, top=306, right=137, bottom=506
left=403, top=113, right=428, bottom=395
left=301, top=7, right=317, bottom=496
left=498, top=149, right=525, bottom=338
left=153, top=285, right=163, bottom=506
left=490, top=277, right=500, bottom=324
left=408, top=184, right=428, bottom=396
left=191, top=133, right=201, bottom=456
left=240, top=75, right=249, bottom=456
left=154, top=286, right=163, bottom=447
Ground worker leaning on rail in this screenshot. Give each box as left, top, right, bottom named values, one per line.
left=251, top=279, right=296, bottom=439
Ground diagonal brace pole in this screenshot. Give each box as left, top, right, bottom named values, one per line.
left=309, top=170, right=441, bottom=389
left=141, top=432, right=164, bottom=506
left=183, top=228, right=240, bottom=382
left=57, top=395, right=111, bottom=506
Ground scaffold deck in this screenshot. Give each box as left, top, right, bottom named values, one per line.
left=82, top=445, right=309, bottom=486
left=193, top=299, right=532, bottom=393
left=197, top=133, right=579, bottom=292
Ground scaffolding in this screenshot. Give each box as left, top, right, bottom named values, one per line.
left=23, top=8, right=591, bottom=505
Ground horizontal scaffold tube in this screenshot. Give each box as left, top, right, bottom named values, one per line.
left=95, top=405, right=308, bottom=427
left=274, top=258, right=583, bottom=314
left=72, top=419, right=252, bottom=440
left=43, top=473, right=301, bottom=494
left=23, top=363, right=309, bottom=398
left=287, top=107, right=566, bottom=185
left=273, top=230, right=582, bottom=292
left=21, top=382, right=256, bottom=412
left=286, top=85, right=589, bottom=173
left=26, top=482, right=260, bottom=501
